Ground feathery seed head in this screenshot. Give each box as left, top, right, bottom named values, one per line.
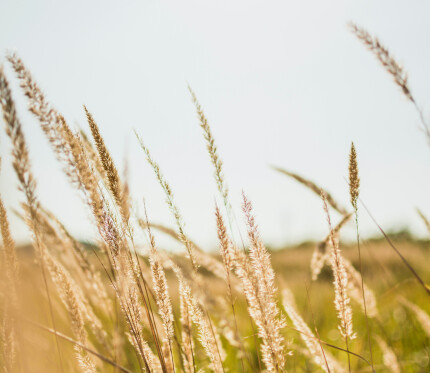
left=348, top=142, right=360, bottom=211
left=215, top=204, right=234, bottom=272
left=349, top=23, right=413, bottom=101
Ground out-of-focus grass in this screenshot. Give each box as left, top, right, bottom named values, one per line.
left=6, top=235, right=429, bottom=372
left=271, top=238, right=430, bottom=372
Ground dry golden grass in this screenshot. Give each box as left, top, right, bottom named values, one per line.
left=3, top=237, right=430, bottom=372
left=1, top=24, right=430, bottom=373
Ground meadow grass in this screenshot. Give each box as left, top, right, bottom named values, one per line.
left=1, top=24, right=430, bottom=372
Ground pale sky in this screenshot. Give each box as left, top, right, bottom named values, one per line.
left=1, top=1, right=430, bottom=250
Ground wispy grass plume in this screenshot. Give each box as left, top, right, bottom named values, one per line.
left=188, top=86, right=229, bottom=207
left=273, top=166, right=348, bottom=215
left=349, top=23, right=430, bottom=140
left=135, top=131, right=198, bottom=271
left=84, top=106, right=130, bottom=224
left=348, top=142, right=373, bottom=368
left=235, top=193, right=286, bottom=372
left=0, top=64, right=65, bottom=372
left=322, top=191, right=355, bottom=372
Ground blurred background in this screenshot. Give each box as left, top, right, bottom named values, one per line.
left=1, top=0, right=430, bottom=250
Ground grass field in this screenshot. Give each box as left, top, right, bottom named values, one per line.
left=5, top=237, right=430, bottom=372
left=1, top=24, right=430, bottom=373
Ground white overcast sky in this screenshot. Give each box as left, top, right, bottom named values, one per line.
left=1, top=1, right=430, bottom=250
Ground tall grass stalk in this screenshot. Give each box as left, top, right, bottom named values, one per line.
left=348, top=142, right=374, bottom=369
left=0, top=65, right=65, bottom=373
left=322, top=191, right=354, bottom=372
